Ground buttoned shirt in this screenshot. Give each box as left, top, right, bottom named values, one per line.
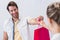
left=4, top=17, right=29, bottom=40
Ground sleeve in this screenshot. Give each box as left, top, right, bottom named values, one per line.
left=3, top=20, right=8, bottom=32
left=25, top=16, right=35, bottom=24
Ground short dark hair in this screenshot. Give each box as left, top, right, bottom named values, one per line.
left=47, top=2, right=60, bottom=25
left=7, top=1, right=18, bottom=11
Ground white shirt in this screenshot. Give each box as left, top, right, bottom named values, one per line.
left=51, top=33, right=60, bottom=40
left=3, top=17, right=30, bottom=40
left=0, top=26, right=3, bottom=40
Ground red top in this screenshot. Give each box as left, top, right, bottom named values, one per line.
left=34, top=27, right=50, bottom=40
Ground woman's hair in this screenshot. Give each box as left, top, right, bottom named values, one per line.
left=47, top=2, right=60, bottom=25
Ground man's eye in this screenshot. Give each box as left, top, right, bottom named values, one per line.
left=11, top=10, right=13, bottom=12
left=14, top=9, right=16, bottom=11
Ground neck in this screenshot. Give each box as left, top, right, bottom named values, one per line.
left=12, top=17, right=19, bottom=22
left=55, top=26, right=60, bottom=34
left=52, top=21, right=60, bottom=34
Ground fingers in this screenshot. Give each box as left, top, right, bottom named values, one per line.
left=36, top=16, right=44, bottom=22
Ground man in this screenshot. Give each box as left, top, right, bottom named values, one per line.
left=3, top=1, right=42, bottom=40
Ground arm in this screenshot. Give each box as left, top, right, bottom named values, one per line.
left=28, top=16, right=43, bottom=25
left=28, top=18, right=39, bottom=25
left=3, top=32, right=8, bottom=40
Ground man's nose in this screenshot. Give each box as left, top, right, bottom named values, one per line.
left=13, top=11, right=16, bottom=14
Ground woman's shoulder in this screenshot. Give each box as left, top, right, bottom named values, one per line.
left=51, top=33, right=60, bottom=40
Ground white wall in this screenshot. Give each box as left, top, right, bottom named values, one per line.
left=0, top=0, right=60, bottom=40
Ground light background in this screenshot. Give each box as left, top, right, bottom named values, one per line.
left=0, top=0, right=60, bottom=40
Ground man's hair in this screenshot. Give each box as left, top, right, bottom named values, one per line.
left=47, top=2, right=60, bottom=25
left=7, top=1, right=18, bottom=11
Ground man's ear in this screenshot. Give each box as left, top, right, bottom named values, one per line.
left=9, top=11, right=10, bottom=13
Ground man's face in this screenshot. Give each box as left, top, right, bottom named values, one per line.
left=8, top=6, right=19, bottom=18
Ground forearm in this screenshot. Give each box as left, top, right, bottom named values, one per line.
left=3, top=32, right=8, bottom=40
left=28, top=16, right=44, bottom=25
left=28, top=18, right=39, bottom=25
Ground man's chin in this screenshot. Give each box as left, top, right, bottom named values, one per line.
left=12, top=16, right=18, bottom=18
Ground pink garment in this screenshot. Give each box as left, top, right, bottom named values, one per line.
left=34, top=26, right=50, bottom=40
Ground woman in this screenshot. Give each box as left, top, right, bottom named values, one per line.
left=39, top=2, right=60, bottom=40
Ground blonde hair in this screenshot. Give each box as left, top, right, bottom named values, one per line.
left=47, top=2, right=60, bottom=25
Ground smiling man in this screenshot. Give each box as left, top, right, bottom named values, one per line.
left=3, top=1, right=43, bottom=40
